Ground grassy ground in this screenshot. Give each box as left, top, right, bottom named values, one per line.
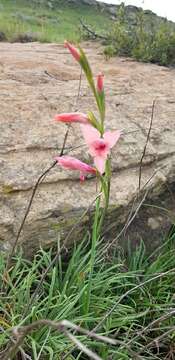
left=0, top=0, right=111, bottom=42
left=1, top=233, right=175, bottom=359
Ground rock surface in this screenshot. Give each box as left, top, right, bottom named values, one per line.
left=0, top=42, right=175, bottom=256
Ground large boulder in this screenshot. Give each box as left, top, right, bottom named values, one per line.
left=0, top=42, right=175, bottom=256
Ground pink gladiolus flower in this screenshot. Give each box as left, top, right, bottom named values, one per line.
left=97, top=73, right=104, bottom=93
left=64, top=41, right=80, bottom=62
left=80, top=125, right=121, bottom=174
left=54, top=112, right=89, bottom=125
left=55, top=155, right=96, bottom=182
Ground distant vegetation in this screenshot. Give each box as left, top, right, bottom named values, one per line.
left=0, top=0, right=175, bottom=66
left=0, top=0, right=111, bottom=43
left=104, top=3, right=175, bottom=66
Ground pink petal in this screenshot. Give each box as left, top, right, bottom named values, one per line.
left=94, top=156, right=106, bottom=174
left=103, top=130, right=121, bottom=149
left=54, top=112, right=89, bottom=124
left=64, top=41, right=80, bottom=62
left=55, top=156, right=96, bottom=175
left=80, top=124, right=101, bottom=147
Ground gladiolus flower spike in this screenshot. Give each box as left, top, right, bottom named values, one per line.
left=55, top=155, right=96, bottom=182
left=80, top=125, right=122, bottom=175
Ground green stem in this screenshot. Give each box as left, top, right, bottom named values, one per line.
left=97, top=159, right=111, bottom=234
left=85, top=195, right=101, bottom=315
left=85, top=160, right=111, bottom=315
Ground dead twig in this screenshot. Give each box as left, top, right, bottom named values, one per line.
left=0, top=326, right=32, bottom=360
left=79, top=18, right=108, bottom=40
left=2, top=319, right=116, bottom=360
left=2, top=67, right=83, bottom=292
left=2, top=128, right=69, bottom=277
left=2, top=159, right=57, bottom=290
left=138, top=99, right=156, bottom=190
left=124, top=309, right=175, bottom=348
left=137, top=326, right=175, bottom=355
left=102, top=166, right=165, bottom=255
left=74, top=67, right=82, bottom=111
left=94, top=268, right=175, bottom=332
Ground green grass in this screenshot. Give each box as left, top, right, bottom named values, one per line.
left=1, top=232, right=175, bottom=359
left=0, top=0, right=111, bottom=42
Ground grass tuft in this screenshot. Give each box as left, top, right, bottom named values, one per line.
left=1, top=232, right=175, bottom=359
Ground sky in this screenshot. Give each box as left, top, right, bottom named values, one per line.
left=96, top=0, right=175, bottom=22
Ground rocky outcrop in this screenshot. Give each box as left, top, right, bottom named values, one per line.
left=0, top=42, right=175, bottom=256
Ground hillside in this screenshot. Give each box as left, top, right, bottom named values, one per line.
left=0, top=0, right=111, bottom=42
left=0, top=0, right=174, bottom=43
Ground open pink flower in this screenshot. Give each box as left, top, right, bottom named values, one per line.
left=80, top=125, right=121, bottom=174
left=55, top=155, right=96, bottom=182
left=64, top=41, right=80, bottom=62
left=54, top=112, right=89, bottom=125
